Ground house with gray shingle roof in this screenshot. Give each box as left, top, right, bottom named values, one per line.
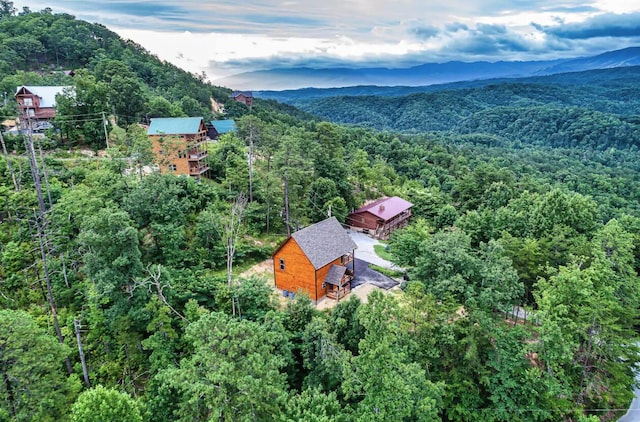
left=272, top=217, right=357, bottom=302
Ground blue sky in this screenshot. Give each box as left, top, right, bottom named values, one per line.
left=13, top=0, right=640, bottom=80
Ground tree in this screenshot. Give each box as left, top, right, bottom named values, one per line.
left=70, top=385, right=143, bottom=422
left=343, top=291, right=443, bottom=421
left=159, top=312, right=289, bottom=421
left=78, top=206, right=143, bottom=300
left=0, top=309, right=79, bottom=421
left=0, top=1, right=16, bottom=18
left=218, top=193, right=248, bottom=317
left=411, top=228, right=523, bottom=311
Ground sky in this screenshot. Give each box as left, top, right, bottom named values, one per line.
left=12, top=0, right=640, bottom=81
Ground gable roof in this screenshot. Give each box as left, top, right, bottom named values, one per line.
left=289, top=217, right=357, bottom=269
left=148, top=117, right=204, bottom=135
left=324, top=265, right=348, bottom=286
left=211, top=119, right=237, bottom=134
left=230, top=91, right=253, bottom=98
left=351, top=196, right=413, bottom=221
left=15, top=86, right=70, bottom=108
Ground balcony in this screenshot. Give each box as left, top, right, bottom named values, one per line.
left=341, top=254, right=354, bottom=265
left=188, top=151, right=208, bottom=161
left=189, top=165, right=209, bottom=175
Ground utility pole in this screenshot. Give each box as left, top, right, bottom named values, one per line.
left=23, top=109, right=73, bottom=374
left=74, top=319, right=91, bottom=388
left=102, top=111, right=109, bottom=148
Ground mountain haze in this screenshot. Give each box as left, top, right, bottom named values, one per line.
left=218, top=47, right=640, bottom=90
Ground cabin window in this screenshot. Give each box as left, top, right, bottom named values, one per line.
left=169, top=164, right=177, bottom=172
left=361, top=217, right=365, bottom=223
left=23, top=98, right=33, bottom=106
left=279, top=258, right=285, bottom=270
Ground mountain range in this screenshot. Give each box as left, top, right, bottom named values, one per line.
left=217, top=46, right=640, bottom=91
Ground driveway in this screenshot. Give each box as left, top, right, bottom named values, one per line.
left=347, top=230, right=402, bottom=271
left=351, top=258, right=399, bottom=290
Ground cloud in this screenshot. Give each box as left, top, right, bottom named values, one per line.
left=535, top=12, right=640, bottom=39
left=409, top=25, right=440, bottom=40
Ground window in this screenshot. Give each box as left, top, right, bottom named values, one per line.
left=23, top=98, right=33, bottom=106
left=169, top=164, right=177, bottom=172
left=279, top=258, right=285, bottom=270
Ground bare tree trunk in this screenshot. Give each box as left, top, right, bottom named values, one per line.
left=266, top=155, right=271, bottom=235
left=284, top=146, right=291, bottom=237
left=24, top=113, right=73, bottom=374
left=74, top=319, right=91, bottom=388
left=36, top=138, right=53, bottom=208
left=34, top=210, right=73, bottom=374
left=248, top=120, right=254, bottom=203
left=0, top=130, right=18, bottom=191
left=222, top=194, right=248, bottom=317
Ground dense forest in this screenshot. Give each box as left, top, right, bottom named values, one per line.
left=262, top=67, right=640, bottom=149
left=1, top=4, right=640, bottom=421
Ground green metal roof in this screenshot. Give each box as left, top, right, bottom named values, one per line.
left=211, top=119, right=237, bottom=134
left=148, top=117, right=203, bottom=135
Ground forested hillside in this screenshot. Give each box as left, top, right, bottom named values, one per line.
left=267, top=66, right=640, bottom=150
left=1, top=5, right=640, bottom=422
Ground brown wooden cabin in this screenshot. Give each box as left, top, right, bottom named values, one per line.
left=15, top=85, right=70, bottom=132
left=230, top=91, right=253, bottom=108
left=273, top=217, right=357, bottom=302
left=148, top=117, right=210, bottom=179
left=347, top=196, right=413, bottom=239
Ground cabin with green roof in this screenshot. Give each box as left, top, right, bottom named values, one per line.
left=148, top=117, right=209, bottom=178
left=209, top=119, right=237, bottom=139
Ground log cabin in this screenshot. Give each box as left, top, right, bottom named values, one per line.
left=15, top=85, right=70, bottom=132
left=273, top=217, right=357, bottom=302
left=347, top=196, right=413, bottom=239
left=230, top=91, right=253, bottom=108
left=148, top=117, right=210, bottom=179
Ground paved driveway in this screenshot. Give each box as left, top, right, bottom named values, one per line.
left=351, top=258, right=399, bottom=290
left=347, top=230, right=402, bottom=271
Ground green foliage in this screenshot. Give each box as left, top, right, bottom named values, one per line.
left=411, top=229, right=523, bottom=311
left=0, top=309, right=79, bottom=421
left=1, top=8, right=640, bottom=421
left=343, top=291, right=444, bottom=421
left=70, top=385, right=143, bottom=422
left=159, top=311, right=289, bottom=421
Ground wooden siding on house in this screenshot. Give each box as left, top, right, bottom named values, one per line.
left=148, top=119, right=209, bottom=178
left=273, top=238, right=319, bottom=300
left=349, top=211, right=379, bottom=231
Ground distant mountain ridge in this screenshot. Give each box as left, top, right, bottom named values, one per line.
left=217, top=46, right=640, bottom=90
